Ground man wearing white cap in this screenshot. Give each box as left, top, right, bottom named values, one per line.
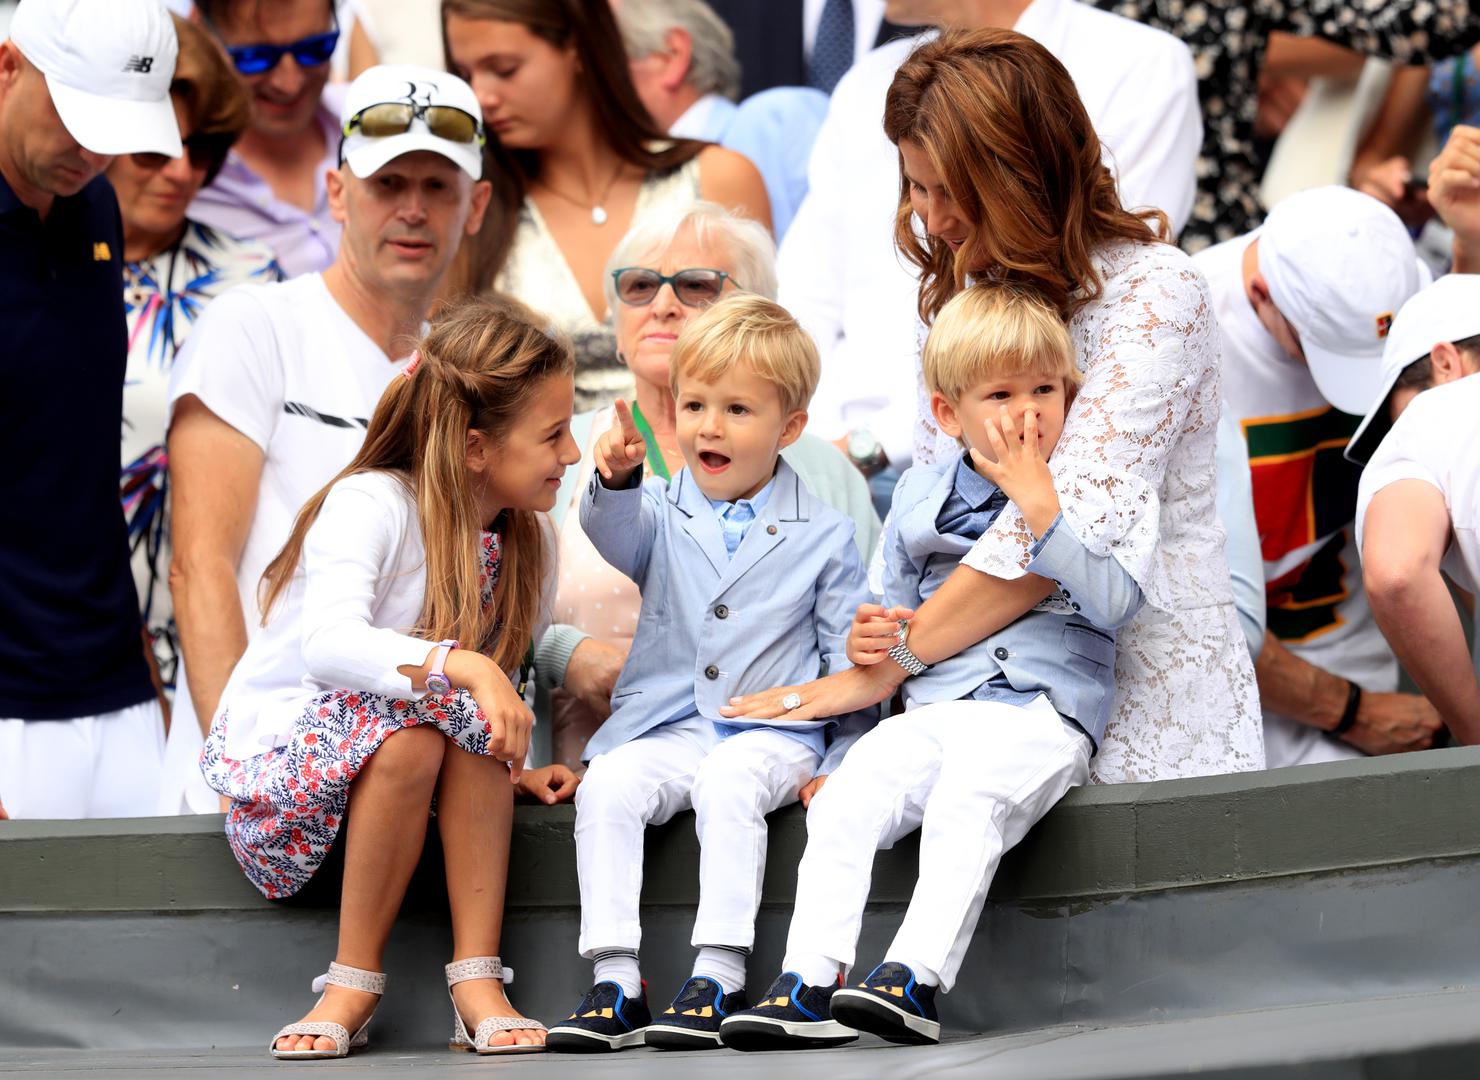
left=1345, top=275, right=1480, bottom=470
left=0, top=0, right=181, bottom=819
left=1357, top=346, right=1480, bottom=744
left=1352, top=276, right=1480, bottom=744
left=1193, top=185, right=1441, bottom=770
left=161, top=65, right=492, bottom=816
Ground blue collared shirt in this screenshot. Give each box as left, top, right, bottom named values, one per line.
left=707, top=476, right=777, bottom=559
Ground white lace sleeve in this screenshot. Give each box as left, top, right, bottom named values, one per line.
left=955, top=243, right=1229, bottom=613
left=909, top=242, right=1262, bottom=781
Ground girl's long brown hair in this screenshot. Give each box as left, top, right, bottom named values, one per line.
left=883, top=28, right=1171, bottom=325
left=258, top=295, right=575, bottom=672
left=440, top=0, right=707, bottom=295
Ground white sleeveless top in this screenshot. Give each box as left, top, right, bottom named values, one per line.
left=495, top=159, right=703, bottom=414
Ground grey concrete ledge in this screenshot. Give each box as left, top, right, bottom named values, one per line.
left=5, top=745, right=1480, bottom=914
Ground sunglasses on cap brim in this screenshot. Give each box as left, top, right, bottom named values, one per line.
left=341, top=102, right=486, bottom=148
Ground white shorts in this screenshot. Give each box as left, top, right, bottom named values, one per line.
left=0, top=700, right=165, bottom=818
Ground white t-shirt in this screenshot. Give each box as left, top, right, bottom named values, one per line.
left=1197, top=235, right=1393, bottom=768
left=1357, top=376, right=1480, bottom=598
left=161, top=274, right=401, bottom=807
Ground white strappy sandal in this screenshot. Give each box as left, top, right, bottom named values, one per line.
left=269, top=961, right=386, bottom=1060
left=446, top=956, right=547, bottom=1054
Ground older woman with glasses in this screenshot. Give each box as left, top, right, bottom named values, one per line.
left=110, top=14, right=281, bottom=788
left=534, top=201, right=880, bottom=773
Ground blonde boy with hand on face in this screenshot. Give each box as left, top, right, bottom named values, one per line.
left=719, top=284, right=1145, bottom=1051
left=546, top=295, right=877, bottom=1054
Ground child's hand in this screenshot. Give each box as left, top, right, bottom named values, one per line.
left=847, top=603, right=916, bottom=666
left=515, top=764, right=581, bottom=804
left=468, top=668, right=536, bottom=782
left=799, top=774, right=827, bottom=808
left=594, top=399, right=648, bottom=486
left=970, top=406, right=1060, bottom=539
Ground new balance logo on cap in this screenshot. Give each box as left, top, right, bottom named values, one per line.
left=1376, top=312, right=1394, bottom=339
left=123, top=55, right=155, bottom=74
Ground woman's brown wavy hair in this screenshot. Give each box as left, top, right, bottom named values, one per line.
left=440, top=0, right=707, bottom=295
left=258, top=295, right=574, bottom=672
left=883, top=28, right=1170, bottom=325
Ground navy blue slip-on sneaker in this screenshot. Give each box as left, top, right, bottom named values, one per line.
left=545, top=981, right=651, bottom=1052
left=644, top=976, right=749, bottom=1050
left=830, top=961, right=941, bottom=1045
left=717, top=972, right=858, bottom=1051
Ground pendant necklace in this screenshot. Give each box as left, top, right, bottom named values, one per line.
left=538, top=160, right=626, bottom=226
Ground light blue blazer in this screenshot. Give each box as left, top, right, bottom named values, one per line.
left=883, top=461, right=1146, bottom=747
left=580, top=459, right=878, bottom=773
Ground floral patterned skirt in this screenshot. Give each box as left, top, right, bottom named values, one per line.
left=201, top=688, right=494, bottom=899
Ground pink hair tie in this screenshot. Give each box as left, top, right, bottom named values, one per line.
left=401, top=349, right=423, bottom=379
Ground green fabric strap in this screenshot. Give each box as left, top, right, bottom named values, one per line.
left=629, top=400, right=672, bottom=482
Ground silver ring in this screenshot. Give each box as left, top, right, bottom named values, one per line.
left=782, top=692, right=803, bottom=711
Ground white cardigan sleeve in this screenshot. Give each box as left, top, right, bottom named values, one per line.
left=299, top=475, right=434, bottom=698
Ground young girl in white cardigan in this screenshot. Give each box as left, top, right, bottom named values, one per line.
left=201, top=296, right=579, bottom=1059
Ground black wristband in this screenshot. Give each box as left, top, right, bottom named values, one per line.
left=1331, top=680, right=1362, bottom=737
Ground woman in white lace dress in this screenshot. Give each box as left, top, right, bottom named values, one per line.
left=725, top=30, right=1264, bottom=782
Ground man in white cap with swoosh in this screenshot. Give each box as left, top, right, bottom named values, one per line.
left=1194, top=185, right=1442, bottom=770
left=0, top=0, right=181, bottom=819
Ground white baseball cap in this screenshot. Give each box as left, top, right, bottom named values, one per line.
left=1257, top=186, right=1424, bottom=416
left=9, top=0, right=182, bottom=157
left=339, top=65, right=484, bottom=181
left=1345, top=273, right=1480, bottom=465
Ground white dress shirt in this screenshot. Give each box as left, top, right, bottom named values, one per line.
left=780, top=1, right=1201, bottom=461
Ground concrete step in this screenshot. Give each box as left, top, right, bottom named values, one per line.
left=5, top=746, right=1480, bottom=1056
left=4, top=989, right=1479, bottom=1078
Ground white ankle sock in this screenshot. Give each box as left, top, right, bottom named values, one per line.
left=592, top=950, right=642, bottom=997
left=883, top=956, right=941, bottom=987
left=781, top=951, right=843, bottom=989
left=691, top=946, right=747, bottom=995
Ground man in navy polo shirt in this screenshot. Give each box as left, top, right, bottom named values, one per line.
left=0, top=0, right=181, bottom=818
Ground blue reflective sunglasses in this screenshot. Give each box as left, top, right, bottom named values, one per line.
left=225, top=28, right=340, bottom=76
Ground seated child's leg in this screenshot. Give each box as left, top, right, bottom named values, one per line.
left=688, top=728, right=821, bottom=987
left=781, top=720, right=942, bottom=987
left=886, top=696, right=1090, bottom=991
left=574, top=716, right=719, bottom=981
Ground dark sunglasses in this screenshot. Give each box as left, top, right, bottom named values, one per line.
left=130, top=131, right=238, bottom=173
left=342, top=102, right=485, bottom=147
left=611, top=267, right=732, bottom=308
left=223, top=28, right=339, bottom=75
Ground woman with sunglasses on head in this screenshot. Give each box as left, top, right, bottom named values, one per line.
left=532, top=202, right=879, bottom=773
left=442, top=0, right=771, bottom=415
left=191, top=0, right=346, bottom=277
left=111, top=13, right=281, bottom=729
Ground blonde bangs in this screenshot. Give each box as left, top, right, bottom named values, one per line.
left=922, top=283, right=1078, bottom=402
left=669, top=294, right=820, bottom=414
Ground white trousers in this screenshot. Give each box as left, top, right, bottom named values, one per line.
left=0, top=701, right=165, bottom=818
left=784, top=696, right=1090, bottom=991
left=574, top=715, right=820, bottom=956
